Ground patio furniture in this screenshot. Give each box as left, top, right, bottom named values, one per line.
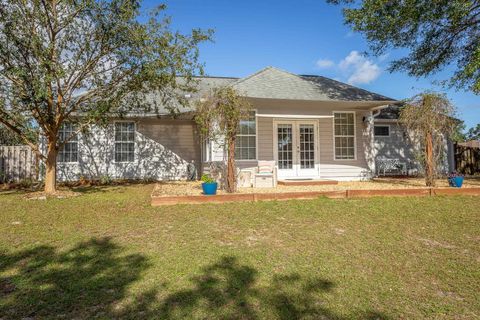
left=376, top=158, right=407, bottom=176
left=397, top=162, right=407, bottom=175
left=254, top=161, right=277, bottom=188
left=238, top=169, right=254, bottom=188
left=407, top=167, right=419, bottom=176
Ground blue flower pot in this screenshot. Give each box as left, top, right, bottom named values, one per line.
left=202, top=182, right=218, bottom=195
left=448, top=177, right=464, bottom=188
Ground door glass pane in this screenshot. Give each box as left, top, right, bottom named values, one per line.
left=277, top=124, right=293, bottom=169
left=300, top=124, right=315, bottom=169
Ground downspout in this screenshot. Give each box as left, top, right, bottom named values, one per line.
left=367, top=108, right=382, bottom=178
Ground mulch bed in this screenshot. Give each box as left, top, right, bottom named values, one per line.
left=152, top=186, right=480, bottom=206
left=152, top=178, right=480, bottom=198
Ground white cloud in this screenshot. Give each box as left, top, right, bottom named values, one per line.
left=339, top=50, right=381, bottom=85
left=316, top=58, right=335, bottom=69
left=378, top=53, right=390, bottom=62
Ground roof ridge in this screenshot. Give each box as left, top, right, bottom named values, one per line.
left=268, top=67, right=331, bottom=91
left=300, top=74, right=396, bottom=101
left=301, top=74, right=358, bottom=88
left=204, top=67, right=397, bottom=102
left=232, top=66, right=275, bottom=86
left=233, top=66, right=318, bottom=88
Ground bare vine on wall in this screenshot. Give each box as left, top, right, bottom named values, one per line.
left=400, top=92, right=459, bottom=186
left=195, top=87, right=251, bottom=193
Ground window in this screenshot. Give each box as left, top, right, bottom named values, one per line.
left=374, top=125, right=390, bottom=137
left=235, top=111, right=256, bottom=160
left=58, top=123, right=78, bottom=163
left=334, top=112, right=355, bottom=160
left=277, top=124, right=293, bottom=169
left=114, top=122, right=135, bottom=162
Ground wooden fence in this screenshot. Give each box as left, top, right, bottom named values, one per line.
left=0, top=146, right=38, bottom=183
left=454, top=144, right=480, bottom=175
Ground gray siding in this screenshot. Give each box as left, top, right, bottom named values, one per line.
left=257, top=117, right=273, bottom=160
left=318, top=112, right=372, bottom=180
left=137, top=119, right=201, bottom=167
left=253, top=100, right=371, bottom=180
left=241, top=99, right=375, bottom=180
left=54, top=100, right=394, bottom=182
left=374, top=121, right=416, bottom=163
left=373, top=120, right=453, bottom=174
left=56, top=119, right=200, bottom=181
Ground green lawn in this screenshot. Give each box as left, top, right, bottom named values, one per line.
left=0, top=184, right=479, bottom=319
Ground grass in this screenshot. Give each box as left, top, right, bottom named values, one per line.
left=0, top=184, right=479, bottom=319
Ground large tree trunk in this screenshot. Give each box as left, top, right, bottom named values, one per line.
left=226, top=135, right=236, bottom=193
left=45, top=138, right=58, bottom=194
left=425, top=131, right=435, bottom=187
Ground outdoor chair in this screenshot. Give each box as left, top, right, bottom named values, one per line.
left=254, top=161, right=277, bottom=188
left=376, top=158, right=407, bottom=176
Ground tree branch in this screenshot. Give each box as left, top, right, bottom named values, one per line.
left=0, top=114, right=44, bottom=160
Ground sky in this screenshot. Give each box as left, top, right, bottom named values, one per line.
left=144, top=0, right=480, bottom=129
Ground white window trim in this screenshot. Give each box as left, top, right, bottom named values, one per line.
left=374, top=124, right=391, bottom=137
left=272, top=119, right=320, bottom=177
left=113, top=120, right=136, bottom=163
left=235, top=110, right=258, bottom=161
left=332, top=111, right=357, bottom=161
left=58, top=124, right=79, bottom=164
left=256, top=113, right=333, bottom=119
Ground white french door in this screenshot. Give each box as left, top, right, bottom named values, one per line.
left=274, top=120, right=319, bottom=179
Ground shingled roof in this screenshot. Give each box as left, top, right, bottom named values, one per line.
left=231, top=66, right=395, bottom=102
left=376, top=104, right=402, bottom=120
left=139, top=76, right=238, bottom=115
left=132, top=67, right=396, bottom=116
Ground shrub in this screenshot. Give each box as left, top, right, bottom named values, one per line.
left=448, top=171, right=464, bottom=179
left=201, top=174, right=215, bottom=184
left=18, top=179, right=33, bottom=189
left=99, top=175, right=113, bottom=185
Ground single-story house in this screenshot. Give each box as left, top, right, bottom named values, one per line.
left=54, top=66, right=454, bottom=183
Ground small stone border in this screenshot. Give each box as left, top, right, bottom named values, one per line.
left=151, top=187, right=480, bottom=206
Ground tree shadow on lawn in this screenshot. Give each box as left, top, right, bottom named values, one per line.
left=70, top=181, right=155, bottom=195
left=0, top=237, right=149, bottom=319
left=0, top=181, right=156, bottom=196
left=0, top=238, right=388, bottom=319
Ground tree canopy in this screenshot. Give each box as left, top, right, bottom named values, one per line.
left=329, top=0, right=480, bottom=94
left=0, top=124, right=23, bottom=145
left=0, top=0, right=211, bottom=193
left=466, top=124, right=480, bottom=141
left=0, top=121, right=37, bottom=146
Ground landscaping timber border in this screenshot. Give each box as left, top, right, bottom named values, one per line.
left=151, top=187, right=480, bottom=206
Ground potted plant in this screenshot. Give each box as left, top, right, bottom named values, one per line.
left=201, top=174, right=218, bottom=195
left=448, top=171, right=464, bottom=188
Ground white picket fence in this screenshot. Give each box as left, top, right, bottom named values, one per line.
left=0, top=146, right=38, bottom=183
